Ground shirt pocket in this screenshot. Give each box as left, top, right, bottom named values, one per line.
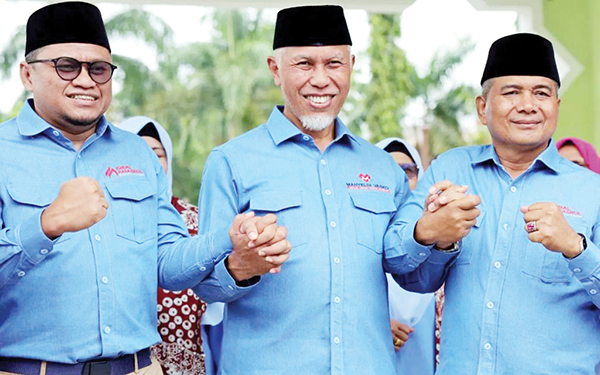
left=105, top=179, right=156, bottom=244
left=6, top=183, right=72, bottom=244
left=521, top=216, right=586, bottom=283
left=249, top=190, right=307, bottom=247
left=349, top=191, right=397, bottom=254
left=454, top=207, right=487, bottom=266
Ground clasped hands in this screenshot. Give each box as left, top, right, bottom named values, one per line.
left=227, top=212, right=292, bottom=282
left=418, top=180, right=582, bottom=257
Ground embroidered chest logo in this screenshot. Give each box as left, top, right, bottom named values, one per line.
left=346, top=173, right=390, bottom=193
left=558, top=205, right=582, bottom=217
left=359, top=173, right=371, bottom=182
left=105, top=165, right=144, bottom=177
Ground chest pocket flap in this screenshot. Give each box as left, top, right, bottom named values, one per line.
left=349, top=191, right=397, bottom=214
left=7, top=183, right=59, bottom=207
left=249, top=191, right=302, bottom=212
left=349, top=191, right=397, bottom=254
left=105, top=179, right=155, bottom=202
left=105, top=179, right=156, bottom=244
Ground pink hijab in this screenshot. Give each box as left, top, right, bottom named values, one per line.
left=556, top=137, right=600, bottom=174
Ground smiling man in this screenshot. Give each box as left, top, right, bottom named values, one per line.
left=194, top=5, right=415, bottom=374
left=391, top=33, right=600, bottom=374
left=0, top=2, right=290, bottom=375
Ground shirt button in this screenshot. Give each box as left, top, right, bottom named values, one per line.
left=325, top=189, right=331, bottom=195
left=494, top=262, right=501, bottom=269
left=303, top=135, right=310, bottom=141
left=419, top=253, right=426, bottom=257
left=52, top=130, right=60, bottom=137
left=228, top=285, right=234, bottom=290
left=503, top=223, right=508, bottom=230
left=320, top=159, right=326, bottom=165
left=77, top=154, right=82, bottom=159
left=102, top=276, right=108, bottom=284
left=18, top=271, right=25, bottom=277
left=590, top=289, right=598, bottom=295
left=104, top=326, right=111, bottom=334
left=95, top=235, right=101, bottom=241
left=573, top=268, right=581, bottom=273
left=330, top=221, right=337, bottom=228
left=40, top=249, right=49, bottom=255
left=409, top=264, right=416, bottom=269
left=334, top=257, right=341, bottom=264
left=484, top=343, right=491, bottom=350
left=200, top=266, right=207, bottom=271
left=334, top=337, right=340, bottom=344
left=334, top=296, right=341, bottom=303
left=510, top=186, right=517, bottom=192
left=487, top=302, right=494, bottom=309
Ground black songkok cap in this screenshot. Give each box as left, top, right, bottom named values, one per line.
left=480, top=33, right=560, bottom=87
left=273, top=5, right=352, bottom=50
left=25, top=1, right=110, bottom=56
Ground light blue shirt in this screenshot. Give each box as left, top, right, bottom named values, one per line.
left=389, top=143, right=600, bottom=375
left=194, top=106, right=411, bottom=374
left=0, top=101, right=230, bottom=364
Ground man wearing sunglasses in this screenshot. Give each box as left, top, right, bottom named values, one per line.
left=0, top=2, right=290, bottom=375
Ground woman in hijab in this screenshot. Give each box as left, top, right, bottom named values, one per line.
left=556, top=137, right=600, bottom=174
left=120, top=116, right=205, bottom=375
left=375, top=138, right=438, bottom=375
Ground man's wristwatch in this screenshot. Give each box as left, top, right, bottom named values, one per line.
left=434, top=241, right=460, bottom=253
left=565, top=234, right=587, bottom=259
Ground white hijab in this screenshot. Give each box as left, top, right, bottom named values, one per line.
left=118, top=116, right=174, bottom=199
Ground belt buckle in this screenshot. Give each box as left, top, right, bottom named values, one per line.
left=82, top=361, right=111, bottom=375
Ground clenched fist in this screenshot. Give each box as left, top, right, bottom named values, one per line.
left=41, top=177, right=109, bottom=239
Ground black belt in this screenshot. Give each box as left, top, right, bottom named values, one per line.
left=0, top=348, right=152, bottom=375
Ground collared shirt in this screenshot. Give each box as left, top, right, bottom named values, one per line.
left=0, top=100, right=230, bottom=364
left=194, top=106, right=411, bottom=374
left=389, top=142, right=600, bottom=375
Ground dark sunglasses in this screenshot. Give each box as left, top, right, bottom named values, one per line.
left=27, top=57, right=117, bottom=84
left=399, top=163, right=419, bottom=178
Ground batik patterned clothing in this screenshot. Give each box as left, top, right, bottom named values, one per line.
left=152, top=197, right=206, bottom=375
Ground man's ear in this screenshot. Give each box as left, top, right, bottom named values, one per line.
left=20, top=61, right=34, bottom=92
left=267, top=56, right=282, bottom=86
left=475, top=95, right=487, bottom=126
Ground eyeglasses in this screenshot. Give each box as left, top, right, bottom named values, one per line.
left=27, top=57, right=117, bottom=84
left=399, top=163, right=419, bottom=178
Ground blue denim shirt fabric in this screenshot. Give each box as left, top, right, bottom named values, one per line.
left=0, top=101, right=230, bottom=363
left=392, top=143, right=600, bottom=374
left=194, top=106, right=412, bottom=374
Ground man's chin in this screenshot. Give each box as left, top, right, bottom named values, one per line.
left=299, top=115, right=336, bottom=132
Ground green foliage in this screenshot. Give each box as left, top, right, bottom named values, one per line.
left=409, top=38, right=477, bottom=158
left=362, top=13, right=414, bottom=141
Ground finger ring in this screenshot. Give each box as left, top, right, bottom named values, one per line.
left=525, top=221, right=538, bottom=233
left=394, top=338, right=401, bottom=347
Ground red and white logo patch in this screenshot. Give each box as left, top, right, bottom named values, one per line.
left=105, top=165, right=144, bottom=177
left=359, top=173, right=371, bottom=182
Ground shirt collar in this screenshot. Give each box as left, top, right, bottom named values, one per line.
left=266, top=105, right=359, bottom=146
left=471, top=140, right=561, bottom=173
left=16, top=99, right=110, bottom=138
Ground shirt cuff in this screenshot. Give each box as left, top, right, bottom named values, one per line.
left=566, top=240, right=600, bottom=279
left=16, top=211, right=56, bottom=265
left=213, top=257, right=260, bottom=297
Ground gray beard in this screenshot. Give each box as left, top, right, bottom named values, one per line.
left=299, top=115, right=336, bottom=132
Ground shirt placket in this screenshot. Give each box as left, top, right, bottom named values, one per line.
left=477, top=177, right=523, bottom=375
left=317, top=153, right=344, bottom=374
left=75, top=146, right=117, bottom=353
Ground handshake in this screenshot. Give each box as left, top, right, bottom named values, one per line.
left=227, top=213, right=293, bottom=282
